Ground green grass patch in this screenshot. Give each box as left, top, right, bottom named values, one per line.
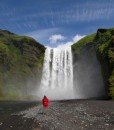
left=72, top=33, right=96, bottom=53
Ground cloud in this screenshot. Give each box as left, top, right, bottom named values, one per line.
left=60, top=34, right=85, bottom=47
left=48, top=34, right=85, bottom=48
left=73, top=34, right=85, bottom=43
left=57, top=41, right=73, bottom=48
left=49, top=34, right=65, bottom=44
left=25, top=28, right=60, bottom=43
left=25, top=27, right=85, bottom=48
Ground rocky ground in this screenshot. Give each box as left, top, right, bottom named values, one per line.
left=0, top=100, right=114, bottom=130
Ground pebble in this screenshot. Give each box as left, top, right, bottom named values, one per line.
left=105, top=124, right=109, bottom=126
left=7, top=101, right=114, bottom=130
left=0, top=122, right=3, bottom=125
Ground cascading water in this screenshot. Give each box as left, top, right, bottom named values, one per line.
left=38, top=45, right=76, bottom=100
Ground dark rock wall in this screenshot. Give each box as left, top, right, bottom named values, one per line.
left=73, top=44, right=107, bottom=99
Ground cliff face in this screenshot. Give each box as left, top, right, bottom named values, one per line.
left=0, top=29, right=45, bottom=100
left=72, top=28, right=114, bottom=99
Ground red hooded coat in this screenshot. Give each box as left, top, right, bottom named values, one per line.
left=42, top=96, right=49, bottom=108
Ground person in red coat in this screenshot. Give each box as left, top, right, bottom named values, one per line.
left=42, top=95, right=49, bottom=109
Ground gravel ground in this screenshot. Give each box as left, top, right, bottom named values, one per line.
left=0, top=100, right=114, bottom=130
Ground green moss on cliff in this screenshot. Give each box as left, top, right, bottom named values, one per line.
left=0, top=29, right=45, bottom=100
left=72, top=28, right=114, bottom=99
left=72, top=33, right=96, bottom=53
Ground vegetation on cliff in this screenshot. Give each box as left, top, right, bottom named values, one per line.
left=0, top=29, right=45, bottom=100
left=72, top=28, right=114, bottom=98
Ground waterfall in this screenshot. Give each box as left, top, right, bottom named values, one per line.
left=38, top=45, right=76, bottom=100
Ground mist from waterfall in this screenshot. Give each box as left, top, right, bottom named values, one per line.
left=38, top=45, right=76, bottom=100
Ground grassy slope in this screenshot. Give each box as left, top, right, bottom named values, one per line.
left=0, top=30, right=45, bottom=100
left=72, top=28, right=114, bottom=98
left=72, top=33, right=96, bottom=53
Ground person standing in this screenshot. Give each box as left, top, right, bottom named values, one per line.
left=42, top=95, right=49, bottom=114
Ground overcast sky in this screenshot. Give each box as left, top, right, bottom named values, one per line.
left=0, top=0, right=114, bottom=47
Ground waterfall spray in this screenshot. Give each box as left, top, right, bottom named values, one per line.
left=38, top=45, right=75, bottom=100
